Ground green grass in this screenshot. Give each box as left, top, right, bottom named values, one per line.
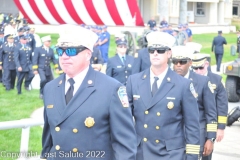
left=0, top=32, right=237, bottom=159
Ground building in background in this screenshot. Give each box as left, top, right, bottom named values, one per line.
left=233, top=0, right=240, bottom=17
left=138, top=0, right=233, bottom=25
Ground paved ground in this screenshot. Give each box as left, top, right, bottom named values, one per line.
left=28, top=62, right=240, bottom=160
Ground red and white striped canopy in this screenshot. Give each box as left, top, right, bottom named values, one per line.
left=14, top=0, right=144, bottom=26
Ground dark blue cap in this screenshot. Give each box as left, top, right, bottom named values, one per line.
left=19, top=35, right=27, bottom=39
left=24, top=26, right=30, bottom=31
left=116, top=38, right=127, bottom=45
left=178, top=24, right=183, bottom=28
left=17, top=27, right=24, bottom=32
left=97, top=26, right=102, bottom=30
left=80, top=24, right=85, bottom=27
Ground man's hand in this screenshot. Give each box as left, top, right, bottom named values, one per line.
left=0, top=66, right=2, bottom=70
left=203, top=139, right=214, bottom=156
left=33, top=71, right=38, bottom=75
left=216, top=129, right=224, bottom=142
left=18, top=67, right=22, bottom=72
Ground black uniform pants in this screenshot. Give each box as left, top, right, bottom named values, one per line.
left=215, top=54, right=223, bottom=72
left=4, top=68, right=16, bottom=90
left=39, top=69, right=53, bottom=95
left=0, top=70, right=2, bottom=82
left=202, top=152, right=212, bottom=160
left=16, top=71, right=34, bottom=94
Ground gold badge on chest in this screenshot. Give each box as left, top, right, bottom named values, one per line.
left=167, top=101, right=174, bottom=109
left=84, top=117, right=95, bottom=128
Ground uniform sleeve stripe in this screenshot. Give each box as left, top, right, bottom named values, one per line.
left=207, top=124, right=217, bottom=132
left=54, top=64, right=59, bottom=68
left=32, top=65, right=38, bottom=69
left=186, top=151, right=199, bottom=154
left=218, top=116, right=227, bottom=124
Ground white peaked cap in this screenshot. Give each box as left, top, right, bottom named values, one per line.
left=41, top=35, right=51, bottom=42
left=171, top=45, right=195, bottom=59
left=146, top=32, right=176, bottom=49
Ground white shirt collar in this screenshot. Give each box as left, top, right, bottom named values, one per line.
left=65, top=66, right=89, bottom=95
left=184, top=70, right=190, bottom=79
left=150, top=67, right=169, bottom=89
left=204, top=71, right=208, bottom=76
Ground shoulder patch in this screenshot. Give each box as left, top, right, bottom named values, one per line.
left=134, top=52, right=138, bottom=58
left=118, top=86, right=129, bottom=108
left=190, top=83, right=198, bottom=98
left=208, top=81, right=214, bottom=93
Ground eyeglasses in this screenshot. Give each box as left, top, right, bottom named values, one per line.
left=56, top=47, right=87, bottom=57
left=117, top=45, right=127, bottom=48
left=148, top=48, right=167, bottom=54
left=172, top=59, right=189, bottom=65
left=192, top=66, right=205, bottom=70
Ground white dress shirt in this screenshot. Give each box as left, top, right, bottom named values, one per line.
left=150, top=67, right=168, bottom=91
left=184, top=70, right=190, bottom=79
left=65, top=66, right=89, bottom=96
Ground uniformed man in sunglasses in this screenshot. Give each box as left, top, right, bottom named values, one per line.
left=192, top=53, right=228, bottom=160
left=32, top=35, right=59, bottom=99
left=106, top=38, right=134, bottom=85
left=171, top=46, right=217, bottom=159
left=126, top=32, right=200, bottom=160
left=40, top=24, right=137, bottom=160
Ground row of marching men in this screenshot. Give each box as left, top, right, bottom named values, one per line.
left=105, top=32, right=228, bottom=159
left=0, top=26, right=36, bottom=93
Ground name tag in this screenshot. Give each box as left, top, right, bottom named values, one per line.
left=47, top=105, right=54, bottom=108
left=166, top=97, right=175, bottom=100
left=41, top=54, right=45, bottom=56
left=133, top=95, right=140, bottom=98
left=117, top=66, right=122, bottom=68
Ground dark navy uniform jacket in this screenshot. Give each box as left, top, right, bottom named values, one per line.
left=41, top=67, right=137, bottom=160
left=237, top=36, right=240, bottom=53
left=90, top=47, right=103, bottom=64
left=188, top=71, right=217, bottom=151
left=32, top=46, right=58, bottom=75
left=127, top=68, right=200, bottom=160
left=0, top=42, right=16, bottom=70
left=14, top=36, right=20, bottom=44
left=26, top=34, right=36, bottom=51
left=211, top=35, right=227, bottom=54
left=14, top=43, right=32, bottom=72
left=207, top=71, right=228, bottom=129
left=106, top=54, right=134, bottom=85
left=132, top=48, right=150, bottom=74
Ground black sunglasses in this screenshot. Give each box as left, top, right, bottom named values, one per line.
left=148, top=48, right=167, bottom=54
left=172, top=59, right=189, bottom=65
left=56, top=47, right=87, bottom=57
left=192, top=66, right=205, bottom=70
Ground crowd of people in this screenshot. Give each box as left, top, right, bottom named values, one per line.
left=0, top=20, right=230, bottom=160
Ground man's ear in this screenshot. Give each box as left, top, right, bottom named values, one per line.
left=167, top=50, right=172, bottom=58
left=86, top=49, right=92, bottom=61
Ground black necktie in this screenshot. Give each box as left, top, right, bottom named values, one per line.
left=122, top=56, right=126, bottom=65
left=152, top=77, right=159, bottom=96
left=65, top=78, right=75, bottom=105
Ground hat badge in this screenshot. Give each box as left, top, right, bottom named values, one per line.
left=167, top=101, right=174, bottom=109
left=84, top=117, right=95, bottom=128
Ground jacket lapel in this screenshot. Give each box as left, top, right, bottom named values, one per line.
left=189, top=71, right=198, bottom=89
left=138, top=69, right=152, bottom=108
left=57, top=67, right=96, bottom=125
left=148, top=69, right=174, bottom=109
left=53, top=74, right=67, bottom=115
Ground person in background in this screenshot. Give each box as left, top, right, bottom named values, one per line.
left=29, top=28, right=42, bottom=47
left=0, top=34, right=16, bottom=90
left=0, top=29, right=4, bottom=83
left=91, top=47, right=103, bottom=71
left=192, top=53, right=228, bottom=160
left=14, top=27, right=24, bottom=44
left=172, top=46, right=217, bottom=159
left=14, top=35, right=34, bottom=94
left=106, top=38, right=134, bottom=85
left=160, top=17, right=168, bottom=26
left=184, top=23, right=193, bottom=42
left=99, top=25, right=110, bottom=64
left=211, top=30, right=227, bottom=72
left=32, top=35, right=58, bottom=99
left=237, top=31, right=240, bottom=54
left=147, top=17, right=156, bottom=30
